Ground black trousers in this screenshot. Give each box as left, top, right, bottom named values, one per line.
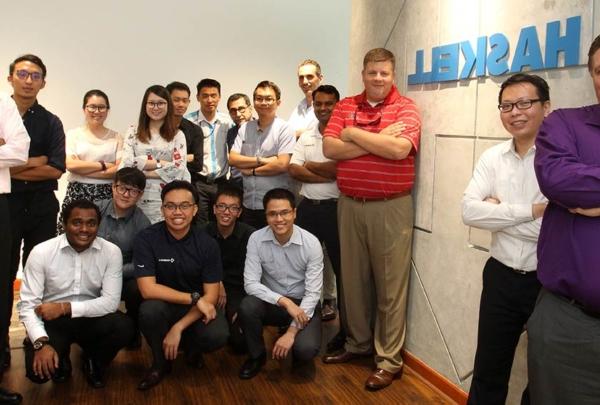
left=239, top=295, right=321, bottom=361
left=193, top=179, right=227, bottom=223
left=224, top=286, right=247, bottom=353
left=5, top=191, right=59, bottom=339
left=296, top=199, right=345, bottom=330
left=240, top=207, right=266, bottom=230
left=467, top=257, right=540, bottom=405
left=24, top=312, right=134, bottom=384
left=0, top=195, right=11, bottom=359
left=122, top=278, right=143, bottom=330
left=138, top=300, right=229, bottom=369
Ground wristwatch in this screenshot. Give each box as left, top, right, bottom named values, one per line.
left=190, top=292, right=201, bottom=305
left=156, top=159, right=162, bottom=169
left=32, top=339, right=49, bottom=351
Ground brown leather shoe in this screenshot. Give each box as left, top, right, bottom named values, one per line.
left=322, top=350, right=367, bottom=364
left=365, top=368, right=400, bottom=391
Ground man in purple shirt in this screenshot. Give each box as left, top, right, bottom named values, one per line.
left=529, top=35, right=600, bottom=404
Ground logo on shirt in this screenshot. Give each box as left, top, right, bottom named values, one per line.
left=137, top=264, right=144, bottom=268
left=158, top=258, right=175, bottom=263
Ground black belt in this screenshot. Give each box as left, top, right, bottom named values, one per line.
left=302, top=197, right=338, bottom=205
left=557, top=293, right=600, bottom=320
left=193, top=174, right=227, bottom=185
left=344, top=190, right=410, bottom=203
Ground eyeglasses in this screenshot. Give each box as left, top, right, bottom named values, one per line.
left=162, top=202, right=196, bottom=212
left=266, top=209, right=294, bottom=219
left=85, top=104, right=108, bottom=113
left=147, top=101, right=168, bottom=109
left=498, top=99, right=541, bottom=113
left=114, top=184, right=142, bottom=197
left=215, top=203, right=241, bottom=214
left=228, top=106, right=248, bottom=115
left=254, top=96, right=276, bottom=105
left=15, top=69, right=43, bottom=82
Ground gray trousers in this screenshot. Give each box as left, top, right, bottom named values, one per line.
left=527, top=288, right=600, bottom=405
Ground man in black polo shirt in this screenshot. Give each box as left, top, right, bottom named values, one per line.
left=166, top=82, right=203, bottom=182
left=133, top=180, right=228, bottom=390
left=5, top=54, right=65, bottom=369
left=202, top=185, right=255, bottom=353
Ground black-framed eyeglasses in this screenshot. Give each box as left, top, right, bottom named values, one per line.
left=228, top=106, right=248, bottom=115
left=85, top=105, right=108, bottom=113
left=147, top=101, right=168, bottom=109
left=114, top=184, right=142, bottom=197
left=498, top=99, right=541, bottom=113
left=254, top=96, right=276, bottom=105
left=215, top=203, right=241, bottom=214
left=162, top=202, right=196, bottom=212
left=266, top=209, right=294, bottom=219
left=15, top=70, right=43, bottom=82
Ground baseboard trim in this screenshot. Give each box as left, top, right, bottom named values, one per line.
left=403, top=349, right=468, bottom=405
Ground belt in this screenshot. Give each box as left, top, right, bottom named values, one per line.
left=302, top=197, right=338, bottom=205
left=344, top=190, right=410, bottom=203
left=557, top=293, right=600, bottom=320
left=193, top=174, right=227, bottom=185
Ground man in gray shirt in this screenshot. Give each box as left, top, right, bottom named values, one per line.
left=229, top=81, right=296, bottom=229
left=238, top=188, right=323, bottom=379
left=97, top=167, right=150, bottom=347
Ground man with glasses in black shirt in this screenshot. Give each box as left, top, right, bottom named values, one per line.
left=4, top=54, right=65, bottom=370
left=97, top=168, right=150, bottom=348
left=133, top=180, right=228, bottom=390
left=202, top=185, right=255, bottom=353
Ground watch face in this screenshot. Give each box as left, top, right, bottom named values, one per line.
left=33, top=341, right=43, bottom=350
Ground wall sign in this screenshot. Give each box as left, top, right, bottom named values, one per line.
left=408, top=16, right=581, bottom=85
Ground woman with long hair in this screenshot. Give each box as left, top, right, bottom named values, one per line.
left=119, top=85, right=189, bottom=223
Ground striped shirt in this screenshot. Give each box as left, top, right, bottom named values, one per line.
left=323, top=86, right=420, bottom=199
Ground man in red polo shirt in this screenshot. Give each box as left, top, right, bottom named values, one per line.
left=322, top=48, right=421, bottom=391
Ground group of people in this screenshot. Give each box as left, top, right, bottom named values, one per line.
left=0, top=34, right=598, bottom=404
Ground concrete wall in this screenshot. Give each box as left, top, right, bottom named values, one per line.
left=350, top=1, right=599, bottom=403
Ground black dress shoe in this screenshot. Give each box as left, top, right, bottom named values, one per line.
left=239, top=354, right=266, bottom=380
left=51, top=357, right=72, bottom=383
left=0, top=387, right=22, bottom=404
left=82, top=357, right=105, bottom=389
left=322, top=350, right=368, bottom=364
left=137, top=365, right=171, bottom=391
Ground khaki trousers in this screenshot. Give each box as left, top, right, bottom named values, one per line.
left=338, top=194, right=413, bottom=373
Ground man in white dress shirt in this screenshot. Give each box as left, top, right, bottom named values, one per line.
left=288, top=59, right=323, bottom=139
left=461, top=73, right=550, bottom=405
left=18, top=199, right=134, bottom=389
left=0, top=92, right=30, bottom=404
left=185, top=78, right=233, bottom=222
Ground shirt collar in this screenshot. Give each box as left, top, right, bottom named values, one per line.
left=104, top=199, right=136, bottom=220
left=260, top=225, right=302, bottom=247
left=355, top=86, right=401, bottom=107
left=501, top=138, right=536, bottom=157
left=58, top=233, right=102, bottom=252
left=198, top=110, right=220, bottom=125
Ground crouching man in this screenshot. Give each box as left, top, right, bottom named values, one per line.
left=18, top=199, right=133, bottom=389
left=238, top=188, right=323, bottom=379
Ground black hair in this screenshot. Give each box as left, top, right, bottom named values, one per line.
left=82, top=89, right=110, bottom=109
left=263, top=188, right=295, bottom=210
left=114, top=167, right=146, bottom=190
left=9, top=54, right=47, bottom=78
left=216, top=184, right=243, bottom=205
left=61, top=199, right=101, bottom=225
left=166, top=81, right=191, bottom=97
left=196, top=78, right=221, bottom=95
left=160, top=180, right=198, bottom=204
left=498, top=73, right=550, bottom=104
left=312, top=85, right=340, bottom=102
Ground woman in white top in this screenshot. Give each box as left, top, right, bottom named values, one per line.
left=119, top=85, right=189, bottom=223
left=59, top=89, right=122, bottom=231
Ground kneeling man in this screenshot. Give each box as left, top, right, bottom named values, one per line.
left=18, top=199, right=134, bottom=389
left=238, top=188, right=323, bottom=379
left=134, top=180, right=228, bottom=390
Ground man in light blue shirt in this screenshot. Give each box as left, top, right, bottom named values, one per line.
left=229, top=81, right=296, bottom=229
left=238, top=188, right=322, bottom=379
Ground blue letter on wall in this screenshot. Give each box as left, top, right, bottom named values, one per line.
left=432, top=43, right=459, bottom=82
left=545, top=16, right=581, bottom=68
left=460, top=37, right=487, bottom=79
left=510, top=26, right=544, bottom=72
left=487, top=33, right=510, bottom=75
